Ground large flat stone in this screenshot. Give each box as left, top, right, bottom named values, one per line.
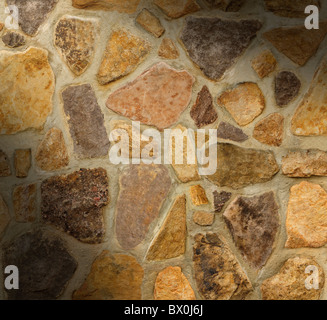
left=154, top=0, right=200, bottom=18
left=72, top=0, right=141, bottom=13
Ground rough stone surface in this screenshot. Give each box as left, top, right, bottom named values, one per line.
left=158, top=38, right=179, bottom=59
left=14, top=149, right=31, bottom=178
left=7, top=0, right=58, bottom=36
left=97, top=29, right=150, bottom=85
left=291, top=56, right=327, bottom=136
left=136, top=9, right=165, bottom=38
left=286, top=181, right=327, bottom=248
left=224, top=192, right=279, bottom=269
left=264, top=22, right=327, bottom=66
left=0, top=47, right=55, bottom=135
left=191, top=86, right=218, bottom=128
left=13, top=184, right=37, bottom=223
left=217, top=83, right=265, bottom=126
left=146, top=195, right=186, bottom=261
left=251, top=50, right=277, bottom=79
left=72, top=0, right=141, bottom=13
left=41, top=168, right=109, bottom=244
left=207, top=143, right=279, bottom=189
left=0, top=23, right=3, bottom=32
left=0, top=150, right=11, bottom=177
left=193, top=233, right=252, bottom=300
left=190, top=185, right=208, bottom=206
left=154, top=0, right=200, bottom=18
left=193, top=211, right=215, bottom=226
left=116, top=164, right=171, bottom=250
left=73, top=251, right=143, bottom=300
left=106, top=63, right=194, bottom=130
left=275, top=71, right=301, bottom=107
left=203, top=0, right=245, bottom=11
left=253, top=113, right=284, bottom=146
left=261, top=257, right=324, bottom=300
left=180, top=17, right=262, bottom=81
left=3, top=230, right=77, bottom=300
left=213, top=191, right=232, bottom=213
left=62, top=84, right=110, bottom=158
left=154, top=266, right=195, bottom=300
left=2, top=31, right=26, bottom=48
left=217, top=122, right=248, bottom=142
left=35, top=128, right=69, bottom=171
left=0, top=195, right=10, bottom=236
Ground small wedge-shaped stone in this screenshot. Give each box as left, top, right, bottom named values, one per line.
left=189, top=185, right=208, bottom=206
left=0, top=195, right=10, bottom=236
left=251, top=50, right=277, bottom=79
left=193, top=233, right=252, bottom=300
left=154, top=0, right=200, bottom=18
left=224, top=192, right=279, bottom=269
left=207, top=144, right=279, bottom=189
left=180, top=17, right=262, bottom=81
left=2, top=31, right=26, bottom=48
left=275, top=71, right=301, bottom=107
left=136, top=9, right=165, bottom=38
left=72, top=0, right=141, bottom=13
left=97, top=29, right=150, bottom=85
left=147, top=195, right=186, bottom=261
left=217, top=122, right=248, bottom=142
left=158, top=38, right=179, bottom=59
left=0, top=150, right=11, bottom=177
left=213, top=190, right=232, bottom=213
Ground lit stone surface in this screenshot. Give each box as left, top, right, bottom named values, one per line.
left=154, top=0, right=200, bottom=18
left=189, top=185, right=208, bottom=206
left=158, top=38, right=179, bottom=59
left=136, top=9, right=165, bottom=38
left=13, top=184, right=37, bottom=223
left=193, top=211, right=214, bottom=226
left=72, top=0, right=141, bottom=13
left=14, top=149, right=31, bottom=178
left=251, top=50, right=277, bottom=79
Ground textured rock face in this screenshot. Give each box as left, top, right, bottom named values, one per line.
left=203, top=0, right=245, bottom=11
left=217, top=83, right=265, bottom=126
left=154, top=0, right=200, bottom=18
left=62, top=84, right=110, bottom=158
left=193, top=233, right=252, bottom=300
left=275, top=71, right=301, bottom=107
left=261, top=257, right=324, bottom=300
left=224, top=192, right=279, bottom=269
left=180, top=17, right=262, bottom=81
left=251, top=50, right=277, bottom=79
left=213, top=191, right=232, bottom=213
left=0, top=195, right=10, bottom=236
left=97, top=29, right=150, bottom=85
left=146, top=195, right=186, bottom=261
left=190, top=185, right=208, bottom=206
left=3, top=230, right=77, bottom=300
left=41, top=168, right=109, bottom=244
left=193, top=211, right=214, bottom=226
left=0, top=150, right=11, bottom=177
left=207, top=144, right=279, bottom=189
left=154, top=267, right=195, bottom=300
left=286, top=181, right=327, bottom=248
left=291, top=57, right=327, bottom=136
left=0, top=47, right=55, bottom=135
left=106, top=63, right=194, bottom=130
left=116, top=164, right=171, bottom=250
left=13, top=184, right=37, bottom=223
left=217, top=122, right=248, bottom=142
left=14, top=149, right=31, bottom=178
left=136, top=9, right=165, bottom=38
left=72, top=0, right=140, bottom=13
left=73, top=251, right=144, bottom=300
left=158, top=38, right=179, bottom=59
left=2, top=32, right=26, bottom=48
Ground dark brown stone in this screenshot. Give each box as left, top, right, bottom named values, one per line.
left=41, top=168, right=109, bottom=244
left=0, top=150, right=11, bottom=177
left=2, top=32, right=26, bottom=48
left=180, top=17, right=262, bottom=81
left=62, top=84, right=110, bottom=159
left=217, top=122, right=248, bottom=142
left=275, top=71, right=301, bottom=107
left=3, top=230, right=77, bottom=300
left=203, top=0, right=245, bottom=11
left=213, top=191, right=232, bottom=213
left=223, top=192, right=280, bottom=269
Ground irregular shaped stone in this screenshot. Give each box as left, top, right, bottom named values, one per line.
left=73, top=251, right=144, bottom=300
left=217, top=83, right=265, bottom=126
left=253, top=113, right=284, bottom=146
left=13, top=184, right=37, bottom=223
left=251, top=50, right=277, bottom=79
left=282, top=149, right=327, bottom=177
left=265, top=0, right=321, bottom=18
left=0, top=150, right=11, bottom=177
left=154, top=0, right=200, bottom=18
left=275, top=71, right=301, bottom=107
left=264, top=22, right=327, bottom=66
left=14, top=149, right=31, bottom=178
left=7, top=0, right=58, bottom=36
left=116, top=164, right=171, bottom=250
left=146, top=195, right=186, bottom=261
left=190, top=185, right=208, bottom=206
left=191, top=86, right=218, bottom=128
left=154, top=266, right=195, bottom=300
left=97, top=29, right=150, bottom=85
left=217, top=122, right=248, bottom=142
left=54, top=16, right=97, bottom=76
left=203, top=0, right=245, bottom=11
left=41, top=168, right=109, bottom=244
left=207, top=143, right=279, bottom=189
left=193, top=211, right=214, bottom=226
left=106, top=63, right=194, bottom=130
left=62, top=84, right=110, bottom=158
left=291, top=56, right=327, bottom=136
left=0, top=47, right=55, bottom=134
left=136, top=9, right=165, bottom=38
left=0, top=195, right=10, bottom=236
left=36, top=128, right=69, bottom=171
left=213, top=190, right=232, bottom=213
left=158, top=38, right=179, bottom=59
left=180, top=17, right=262, bottom=81
left=285, top=181, right=327, bottom=248
left=224, top=192, right=279, bottom=269
left=72, top=0, right=141, bottom=13
left=261, top=257, right=324, bottom=300
left=2, top=31, right=26, bottom=48
left=193, top=233, right=252, bottom=300
left=0, top=23, right=3, bottom=32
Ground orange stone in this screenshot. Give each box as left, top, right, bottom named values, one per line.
left=190, top=185, right=209, bottom=206
left=158, top=38, right=179, bottom=59
left=251, top=50, right=277, bottom=79
left=72, top=0, right=141, bottom=13
left=154, top=0, right=200, bottom=18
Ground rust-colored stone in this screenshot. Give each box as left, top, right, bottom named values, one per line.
left=190, top=185, right=208, bottom=206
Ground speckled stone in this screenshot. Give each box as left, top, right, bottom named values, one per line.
left=2, top=31, right=26, bottom=48
left=0, top=150, right=11, bottom=177
left=251, top=50, right=277, bottom=79
left=13, top=184, right=37, bottom=223
left=72, top=0, right=141, bottom=13
left=217, top=122, right=248, bottom=142
left=203, top=0, right=245, bottom=11
left=0, top=195, right=10, bottom=236
left=154, top=0, right=200, bottom=18
left=275, top=71, right=301, bottom=107
left=213, top=191, right=232, bottom=213
left=14, top=149, right=31, bottom=178
left=193, top=211, right=215, bottom=226
left=136, top=9, right=165, bottom=38
left=158, top=38, right=179, bottom=59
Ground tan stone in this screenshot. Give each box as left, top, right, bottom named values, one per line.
left=193, top=211, right=214, bottom=226
left=261, top=257, right=324, bottom=300
left=35, top=128, right=69, bottom=171
left=0, top=150, right=11, bottom=177
left=0, top=23, right=3, bottom=32
left=154, top=0, right=200, bottom=18
left=154, top=266, right=196, bottom=300
left=190, top=185, right=208, bottom=206
left=146, top=195, right=186, bottom=261
left=217, top=83, right=265, bottom=126
left=0, top=47, right=55, bottom=134
left=286, top=181, right=327, bottom=248
left=14, top=149, right=31, bottom=178
left=72, top=0, right=141, bottom=13
left=158, top=38, right=179, bottom=59
left=251, top=50, right=277, bottom=79
left=97, top=29, right=150, bottom=85
left=0, top=195, right=10, bottom=236
left=73, top=251, right=144, bottom=300
left=13, top=184, right=37, bottom=223
left=136, top=9, right=165, bottom=38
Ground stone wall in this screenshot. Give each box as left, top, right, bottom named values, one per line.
left=0, top=0, right=327, bottom=300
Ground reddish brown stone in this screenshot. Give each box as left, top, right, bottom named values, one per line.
left=213, top=191, right=232, bottom=213
left=217, top=122, right=248, bottom=142
left=275, top=71, right=301, bottom=107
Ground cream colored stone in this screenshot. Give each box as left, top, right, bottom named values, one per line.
left=14, top=149, right=31, bottom=178
left=136, top=9, right=165, bottom=38
left=158, top=38, right=179, bottom=59
left=72, top=0, right=141, bottom=13
left=190, top=185, right=209, bottom=206
left=251, top=50, right=277, bottom=79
